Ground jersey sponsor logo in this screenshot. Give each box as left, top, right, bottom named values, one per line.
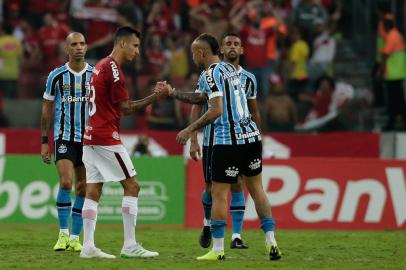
left=225, top=166, right=239, bottom=177
left=249, top=158, right=261, bottom=170
left=206, top=68, right=215, bottom=88
left=112, top=131, right=120, bottom=140
left=110, top=61, right=120, bottom=82
left=58, top=144, right=67, bottom=154
left=235, top=130, right=260, bottom=140
left=61, top=96, right=88, bottom=103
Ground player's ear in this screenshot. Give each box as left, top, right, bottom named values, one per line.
left=120, top=39, right=126, bottom=49
left=220, top=46, right=225, bottom=55
left=241, top=46, right=244, bottom=55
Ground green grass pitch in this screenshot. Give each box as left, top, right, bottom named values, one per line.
left=0, top=224, right=404, bottom=270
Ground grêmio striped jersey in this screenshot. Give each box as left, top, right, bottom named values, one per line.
left=43, top=63, right=93, bottom=142
left=197, top=62, right=260, bottom=146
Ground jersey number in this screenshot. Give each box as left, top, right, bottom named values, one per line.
left=88, top=85, right=96, bottom=116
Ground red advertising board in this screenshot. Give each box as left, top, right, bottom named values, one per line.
left=185, top=158, right=406, bottom=230
left=0, top=129, right=379, bottom=158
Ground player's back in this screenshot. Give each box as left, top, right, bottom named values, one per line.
left=84, top=56, right=129, bottom=146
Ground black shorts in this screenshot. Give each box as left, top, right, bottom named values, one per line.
left=202, top=145, right=213, bottom=182
left=54, top=139, right=84, bottom=168
left=211, top=141, right=262, bottom=184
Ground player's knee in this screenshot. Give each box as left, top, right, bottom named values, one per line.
left=126, top=180, right=140, bottom=196
left=59, top=176, right=73, bottom=189
left=230, top=182, right=243, bottom=193
left=75, top=180, right=86, bottom=197
left=204, top=182, right=212, bottom=193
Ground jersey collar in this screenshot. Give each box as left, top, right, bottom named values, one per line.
left=65, top=62, right=89, bottom=76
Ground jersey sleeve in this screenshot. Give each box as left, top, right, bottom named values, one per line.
left=246, top=74, right=258, bottom=99
left=43, top=70, right=57, bottom=101
left=205, top=65, right=223, bottom=99
left=105, top=62, right=129, bottom=104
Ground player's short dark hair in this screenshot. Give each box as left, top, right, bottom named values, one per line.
left=221, top=32, right=241, bottom=43
left=195, top=33, right=219, bottom=55
left=114, top=26, right=141, bottom=45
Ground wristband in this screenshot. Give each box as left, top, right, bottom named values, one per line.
left=41, top=136, right=49, bottom=144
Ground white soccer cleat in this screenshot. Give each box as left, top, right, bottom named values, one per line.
left=80, top=247, right=116, bottom=259
left=120, top=243, right=159, bottom=258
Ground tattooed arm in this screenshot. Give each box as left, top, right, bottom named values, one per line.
left=176, top=96, right=222, bottom=144
left=120, top=93, right=159, bottom=115
left=171, top=90, right=208, bottom=105
left=40, top=99, right=54, bottom=164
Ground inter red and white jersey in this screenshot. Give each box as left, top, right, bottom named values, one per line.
left=84, top=56, right=129, bottom=146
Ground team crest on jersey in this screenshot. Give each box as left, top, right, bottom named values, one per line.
left=58, top=144, right=67, bottom=154
left=225, top=166, right=239, bottom=177
left=112, top=131, right=120, bottom=140
left=62, top=84, right=70, bottom=92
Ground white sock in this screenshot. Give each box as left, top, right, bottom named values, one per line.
left=212, top=237, right=224, bottom=253
left=122, top=196, right=138, bottom=249
left=231, top=233, right=241, bottom=241
left=69, top=235, right=79, bottom=240
left=82, top=198, right=98, bottom=250
left=265, top=231, right=277, bottom=246
left=203, top=218, right=211, bottom=226
left=59, top=229, right=69, bottom=235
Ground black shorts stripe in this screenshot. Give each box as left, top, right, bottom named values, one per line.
left=56, top=202, right=72, bottom=207
left=224, top=77, right=236, bottom=145
left=114, top=152, right=130, bottom=179
left=69, top=72, right=75, bottom=141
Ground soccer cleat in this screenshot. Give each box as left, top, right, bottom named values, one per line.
left=120, top=243, right=159, bottom=258
left=53, top=232, right=69, bottom=251
left=230, top=238, right=248, bottom=249
left=196, top=250, right=225, bottom=261
left=80, top=247, right=116, bottom=259
left=266, top=244, right=282, bottom=261
left=199, top=226, right=211, bottom=248
left=66, top=238, right=82, bottom=252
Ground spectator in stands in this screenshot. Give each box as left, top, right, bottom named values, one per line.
left=144, top=34, right=168, bottom=80
left=146, top=0, right=176, bottom=37
left=286, top=27, right=309, bottom=104
left=0, top=22, right=22, bottom=99
left=307, top=20, right=336, bottom=84
left=231, top=2, right=273, bottom=98
left=264, top=74, right=297, bottom=132
left=291, top=0, right=328, bottom=44
left=299, top=75, right=334, bottom=122
left=164, top=33, right=190, bottom=80
left=261, top=1, right=287, bottom=83
left=38, top=13, right=70, bottom=71
left=380, top=17, right=406, bottom=130
left=189, top=2, right=229, bottom=41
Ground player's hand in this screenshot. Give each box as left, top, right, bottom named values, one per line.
left=153, top=81, right=169, bottom=99
left=176, top=128, right=191, bottom=145
left=189, top=140, right=201, bottom=161
left=41, top=143, right=51, bottom=164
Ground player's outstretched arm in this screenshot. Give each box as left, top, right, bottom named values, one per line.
left=176, top=96, right=222, bottom=145
left=163, top=83, right=207, bottom=105
left=40, top=99, right=53, bottom=164
left=120, top=82, right=169, bottom=115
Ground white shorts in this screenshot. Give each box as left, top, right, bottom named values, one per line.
left=83, top=144, right=136, bottom=184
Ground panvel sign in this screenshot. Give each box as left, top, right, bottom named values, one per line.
left=0, top=155, right=184, bottom=224
left=185, top=158, right=406, bottom=230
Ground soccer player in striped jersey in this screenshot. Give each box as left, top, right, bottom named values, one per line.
left=40, top=32, right=93, bottom=252
left=173, top=33, right=282, bottom=261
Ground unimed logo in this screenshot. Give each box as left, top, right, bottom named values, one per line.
left=245, top=164, right=406, bottom=228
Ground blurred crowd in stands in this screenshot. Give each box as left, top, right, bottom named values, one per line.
left=0, top=0, right=405, bottom=131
